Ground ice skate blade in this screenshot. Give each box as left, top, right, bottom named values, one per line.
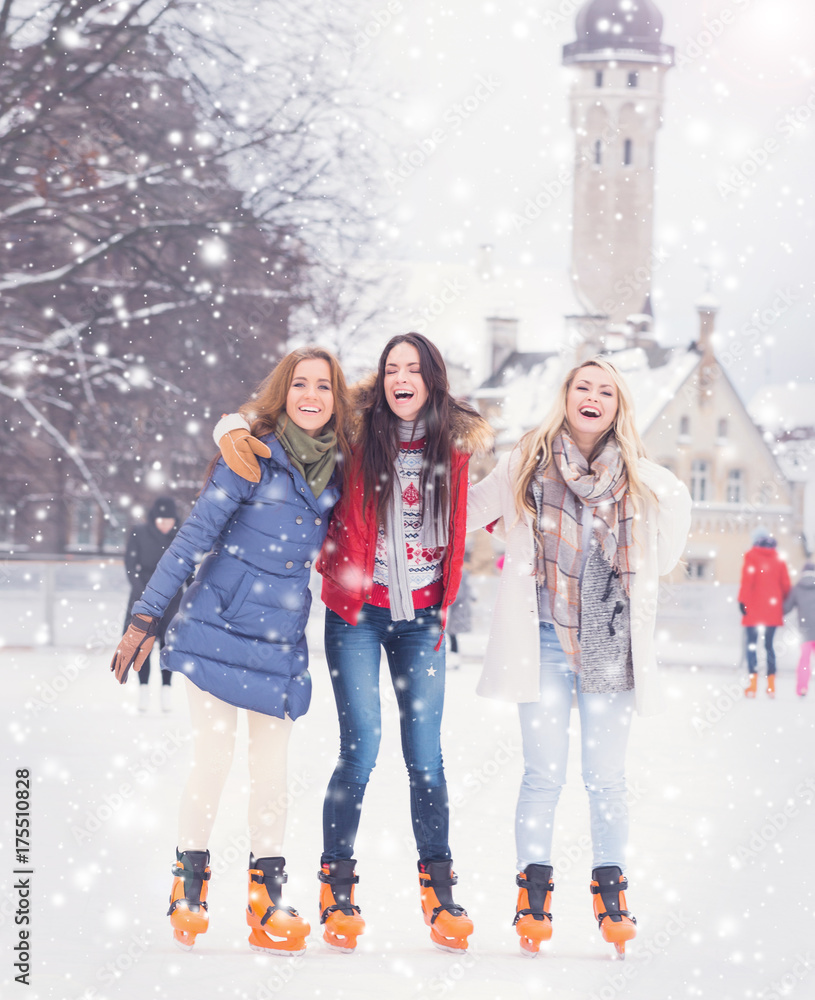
left=432, top=940, right=469, bottom=954
left=520, top=943, right=541, bottom=958
left=172, top=931, right=198, bottom=951
left=249, top=941, right=306, bottom=956
left=248, top=928, right=308, bottom=955
left=614, top=942, right=626, bottom=959
left=322, top=936, right=357, bottom=955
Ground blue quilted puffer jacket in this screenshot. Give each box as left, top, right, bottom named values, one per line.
left=132, top=436, right=340, bottom=719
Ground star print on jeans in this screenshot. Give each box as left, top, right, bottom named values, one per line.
left=427, top=666, right=437, bottom=676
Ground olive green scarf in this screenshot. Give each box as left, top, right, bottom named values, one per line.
left=275, top=416, right=337, bottom=498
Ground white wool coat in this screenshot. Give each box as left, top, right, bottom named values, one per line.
left=468, top=448, right=692, bottom=716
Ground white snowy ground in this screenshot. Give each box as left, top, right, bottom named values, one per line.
left=2, top=635, right=814, bottom=1000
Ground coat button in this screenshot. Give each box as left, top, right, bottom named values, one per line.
left=304, top=560, right=312, bottom=569
left=295, top=516, right=303, bottom=524
left=300, top=487, right=305, bottom=493
left=314, top=517, right=322, bottom=525
left=285, top=561, right=294, bottom=569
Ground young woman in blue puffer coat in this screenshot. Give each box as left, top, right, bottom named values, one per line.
left=110, top=347, right=350, bottom=955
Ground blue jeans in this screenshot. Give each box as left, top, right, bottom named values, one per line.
left=516, top=623, right=635, bottom=871
left=745, top=625, right=777, bottom=675
left=322, top=604, right=450, bottom=863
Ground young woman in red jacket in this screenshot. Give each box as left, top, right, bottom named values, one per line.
left=217, top=333, right=491, bottom=953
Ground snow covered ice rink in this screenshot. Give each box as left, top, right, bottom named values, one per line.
left=3, top=638, right=814, bottom=1000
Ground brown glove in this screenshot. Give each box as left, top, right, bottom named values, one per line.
left=218, top=428, right=271, bottom=483
left=110, top=614, right=158, bottom=684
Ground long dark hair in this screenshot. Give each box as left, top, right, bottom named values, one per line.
left=360, top=332, right=451, bottom=528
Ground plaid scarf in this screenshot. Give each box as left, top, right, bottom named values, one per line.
left=533, top=431, right=634, bottom=669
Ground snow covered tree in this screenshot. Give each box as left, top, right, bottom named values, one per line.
left=0, top=0, right=380, bottom=552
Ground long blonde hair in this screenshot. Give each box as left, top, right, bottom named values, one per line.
left=512, top=357, right=651, bottom=529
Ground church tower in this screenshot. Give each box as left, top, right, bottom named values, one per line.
left=563, top=0, right=674, bottom=327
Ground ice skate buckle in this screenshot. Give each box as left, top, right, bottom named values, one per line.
left=591, top=876, right=636, bottom=926
left=421, top=870, right=468, bottom=922
left=319, top=868, right=361, bottom=920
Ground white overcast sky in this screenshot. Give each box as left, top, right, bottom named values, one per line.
left=357, top=0, right=815, bottom=401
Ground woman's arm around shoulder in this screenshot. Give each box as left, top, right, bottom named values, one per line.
left=637, top=458, right=692, bottom=576
left=466, top=449, right=516, bottom=533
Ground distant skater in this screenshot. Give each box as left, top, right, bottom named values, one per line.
left=784, top=561, right=815, bottom=697
left=738, top=527, right=790, bottom=699
left=123, top=496, right=183, bottom=713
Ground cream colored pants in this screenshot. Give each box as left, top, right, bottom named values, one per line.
left=177, top=679, right=293, bottom=857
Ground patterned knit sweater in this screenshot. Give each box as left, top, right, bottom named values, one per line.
left=370, top=436, right=444, bottom=609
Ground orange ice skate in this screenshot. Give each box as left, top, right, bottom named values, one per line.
left=418, top=860, right=473, bottom=953
left=319, top=859, right=365, bottom=953
left=247, top=855, right=310, bottom=954
left=167, top=849, right=211, bottom=950
left=591, top=866, right=637, bottom=959
left=513, top=864, right=553, bottom=957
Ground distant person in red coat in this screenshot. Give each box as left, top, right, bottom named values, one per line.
left=739, top=526, right=791, bottom=698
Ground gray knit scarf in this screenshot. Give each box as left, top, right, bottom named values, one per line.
left=533, top=431, right=633, bottom=669
left=385, top=420, right=448, bottom=622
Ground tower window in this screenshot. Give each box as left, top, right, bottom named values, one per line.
left=679, top=416, right=690, bottom=440
left=623, top=138, right=632, bottom=166
left=594, top=139, right=602, bottom=165
left=595, top=70, right=603, bottom=88
left=627, top=71, right=638, bottom=88
left=717, top=418, right=729, bottom=442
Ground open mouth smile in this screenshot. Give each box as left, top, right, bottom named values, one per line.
left=579, top=405, right=601, bottom=418
left=299, top=406, right=320, bottom=413
left=394, top=390, right=414, bottom=400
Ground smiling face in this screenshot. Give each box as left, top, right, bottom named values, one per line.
left=565, top=365, right=619, bottom=451
left=285, top=358, right=334, bottom=437
left=383, top=342, right=429, bottom=423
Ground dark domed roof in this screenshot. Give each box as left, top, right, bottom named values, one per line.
left=563, top=0, right=674, bottom=64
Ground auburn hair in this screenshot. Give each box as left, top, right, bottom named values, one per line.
left=241, top=346, right=352, bottom=471
left=204, top=346, right=351, bottom=487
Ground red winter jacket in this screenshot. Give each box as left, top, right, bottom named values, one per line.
left=316, top=389, right=493, bottom=632
left=737, top=545, right=791, bottom=626
left=317, top=445, right=470, bottom=628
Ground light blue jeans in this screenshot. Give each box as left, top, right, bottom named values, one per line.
left=516, top=622, right=635, bottom=871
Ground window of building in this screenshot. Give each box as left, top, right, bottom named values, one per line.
left=595, top=70, right=603, bottom=87
left=627, top=71, right=639, bottom=88
left=0, top=501, right=15, bottom=549
left=727, top=469, right=744, bottom=503
left=717, top=417, right=728, bottom=442
left=686, top=559, right=709, bottom=581
left=70, top=498, right=96, bottom=549
left=623, top=138, right=633, bottom=166
left=679, top=416, right=690, bottom=441
left=102, top=517, right=127, bottom=553
left=691, top=460, right=711, bottom=502
left=593, top=139, right=602, bottom=166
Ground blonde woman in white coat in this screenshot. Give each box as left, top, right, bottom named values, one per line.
left=468, top=358, right=691, bottom=958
